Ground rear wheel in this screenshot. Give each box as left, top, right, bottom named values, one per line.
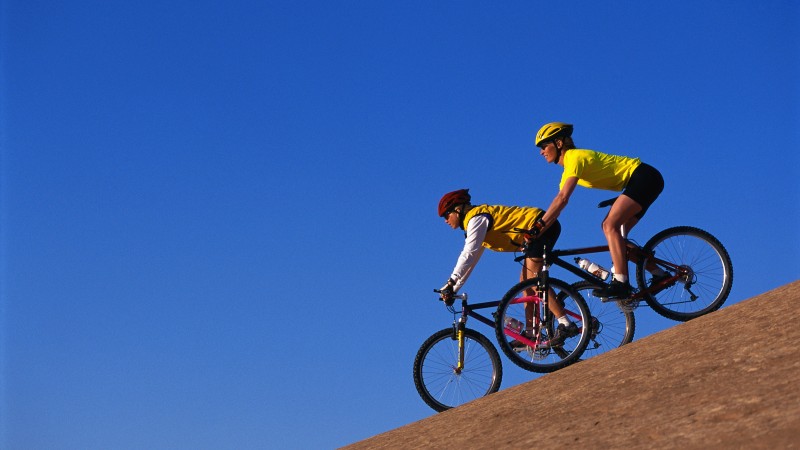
left=636, top=226, right=733, bottom=321
left=495, top=277, right=591, bottom=373
left=413, top=328, right=502, bottom=412
left=569, top=281, right=635, bottom=358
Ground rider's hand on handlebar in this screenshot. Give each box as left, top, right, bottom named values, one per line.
left=518, top=218, right=546, bottom=255
left=528, top=218, right=546, bottom=237
left=439, top=278, right=456, bottom=306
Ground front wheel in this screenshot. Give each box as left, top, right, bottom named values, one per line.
left=495, top=277, right=591, bottom=373
left=413, top=328, right=502, bottom=412
left=636, top=226, right=733, bottom=321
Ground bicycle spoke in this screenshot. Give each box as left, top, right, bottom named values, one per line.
left=636, top=227, right=733, bottom=321
left=495, top=277, right=591, bottom=373
left=568, top=281, right=635, bottom=358
left=414, top=329, right=502, bottom=412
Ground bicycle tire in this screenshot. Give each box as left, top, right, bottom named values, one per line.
left=413, top=327, right=502, bottom=412
left=568, top=281, right=635, bottom=358
left=495, top=277, right=591, bottom=373
left=636, top=226, right=733, bottom=321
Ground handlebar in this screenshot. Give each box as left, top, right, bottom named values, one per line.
left=512, top=227, right=542, bottom=261
left=433, top=289, right=467, bottom=302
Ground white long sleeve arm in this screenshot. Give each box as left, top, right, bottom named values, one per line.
left=450, top=214, right=489, bottom=291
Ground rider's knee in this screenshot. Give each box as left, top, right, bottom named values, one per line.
left=601, top=218, right=614, bottom=234
left=602, top=218, right=623, bottom=236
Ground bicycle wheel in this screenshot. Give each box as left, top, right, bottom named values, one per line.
left=636, top=226, right=733, bottom=321
left=495, top=277, right=591, bottom=373
left=568, top=281, right=635, bottom=358
left=413, top=327, right=502, bottom=412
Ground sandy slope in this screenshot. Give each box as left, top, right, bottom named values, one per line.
left=344, top=281, right=800, bottom=449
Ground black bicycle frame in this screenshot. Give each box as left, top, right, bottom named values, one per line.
left=548, top=244, right=611, bottom=287
left=458, top=299, right=501, bottom=329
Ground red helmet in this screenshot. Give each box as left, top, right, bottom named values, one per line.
left=438, top=189, right=471, bottom=217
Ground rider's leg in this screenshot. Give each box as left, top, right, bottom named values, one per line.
left=603, top=195, right=642, bottom=281
left=621, top=216, right=666, bottom=275
left=622, top=216, right=640, bottom=238
left=599, top=195, right=641, bottom=297
left=602, top=163, right=665, bottom=293
left=520, top=258, right=539, bottom=331
left=521, top=258, right=567, bottom=324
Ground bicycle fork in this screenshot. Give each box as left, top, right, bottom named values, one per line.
left=453, top=314, right=468, bottom=374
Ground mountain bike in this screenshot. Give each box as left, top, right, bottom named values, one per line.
left=528, top=198, right=733, bottom=322
left=413, top=278, right=592, bottom=412
left=494, top=205, right=732, bottom=370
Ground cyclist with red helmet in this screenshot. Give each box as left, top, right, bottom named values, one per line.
left=532, top=122, right=666, bottom=299
left=437, top=189, right=578, bottom=345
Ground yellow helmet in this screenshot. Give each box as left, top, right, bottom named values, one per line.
left=535, top=122, right=573, bottom=147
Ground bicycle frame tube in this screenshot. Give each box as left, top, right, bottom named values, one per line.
left=549, top=243, right=689, bottom=298
left=549, top=246, right=609, bottom=285
left=454, top=300, right=500, bottom=371
left=502, top=290, right=583, bottom=349
left=463, top=301, right=501, bottom=328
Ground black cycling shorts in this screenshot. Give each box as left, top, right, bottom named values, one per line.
left=623, top=163, right=664, bottom=219
left=525, top=220, right=561, bottom=259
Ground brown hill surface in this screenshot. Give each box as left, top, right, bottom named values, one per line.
left=344, top=281, right=800, bottom=449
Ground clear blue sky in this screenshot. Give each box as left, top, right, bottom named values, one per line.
left=2, top=1, right=798, bottom=448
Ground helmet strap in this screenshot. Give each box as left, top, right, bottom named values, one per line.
left=553, top=139, right=562, bottom=164
left=456, top=204, right=470, bottom=228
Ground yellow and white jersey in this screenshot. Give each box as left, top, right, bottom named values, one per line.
left=450, top=204, right=544, bottom=290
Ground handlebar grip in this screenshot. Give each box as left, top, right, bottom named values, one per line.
left=433, top=289, right=466, bottom=300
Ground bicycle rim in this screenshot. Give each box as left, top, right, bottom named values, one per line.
left=413, top=328, right=502, bottom=412
left=569, top=281, right=635, bottom=358
left=495, top=277, right=591, bottom=373
left=636, top=226, right=733, bottom=321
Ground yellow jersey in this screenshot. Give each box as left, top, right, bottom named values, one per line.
left=560, top=149, right=641, bottom=191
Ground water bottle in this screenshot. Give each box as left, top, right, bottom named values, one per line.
left=504, top=316, right=524, bottom=333
left=575, top=257, right=610, bottom=281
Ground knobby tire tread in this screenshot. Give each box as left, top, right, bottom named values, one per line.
left=636, top=226, right=733, bottom=321
left=413, top=328, right=502, bottom=412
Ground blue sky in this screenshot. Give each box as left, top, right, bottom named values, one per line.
left=2, top=1, right=798, bottom=448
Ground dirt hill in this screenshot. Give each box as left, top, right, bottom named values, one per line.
left=343, top=281, right=800, bottom=449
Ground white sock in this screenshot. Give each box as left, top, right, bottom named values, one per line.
left=558, top=315, right=570, bottom=326
left=614, top=273, right=628, bottom=283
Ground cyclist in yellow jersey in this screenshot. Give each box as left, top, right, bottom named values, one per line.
left=531, top=123, right=665, bottom=299
left=436, top=189, right=578, bottom=345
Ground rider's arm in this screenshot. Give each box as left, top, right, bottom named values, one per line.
left=450, top=214, right=489, bottom=291
left=540, top=176, right=578, bottom=228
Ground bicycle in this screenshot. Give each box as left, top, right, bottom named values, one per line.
left=413, top=277, right=593, bottom=412
left=531, top=197, right=734, bottom=322
left=493, top=201, right=733, bottom=372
